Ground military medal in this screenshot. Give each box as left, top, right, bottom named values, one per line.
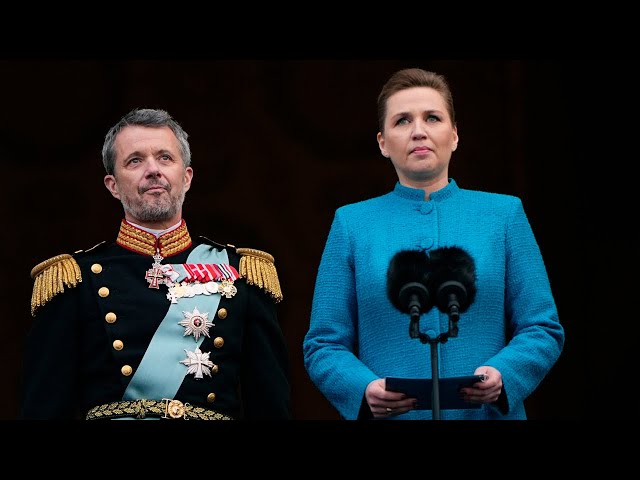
left=166, top=280, right=237, bottom=303
left=180, top=347, right=215, bottom=379
left=178, top=307, right=214, bottom=341
left=145, top=250, right=169, bottom=289
left=219, top=280, right=237, bottom=298
left=182, top=263, right=239, bottom=283
left=163, top=262, right=238, bottom=303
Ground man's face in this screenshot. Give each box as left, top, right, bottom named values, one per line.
left=104, top=125, right=193, bottom=228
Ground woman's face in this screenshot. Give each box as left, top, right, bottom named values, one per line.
left=377, top=86, right=458, bottom=190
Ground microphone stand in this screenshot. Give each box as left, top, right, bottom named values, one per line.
left=402, top=281, right=465, bottom=420
left=410, top=311, right=458, bottom=420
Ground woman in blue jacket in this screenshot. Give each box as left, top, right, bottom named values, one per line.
left=303, top=68, right=565, bottom=420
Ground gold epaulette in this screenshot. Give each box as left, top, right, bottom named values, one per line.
left=235, top=247, right=283, bottom=303
left=30, top=254, right=82, bottom=316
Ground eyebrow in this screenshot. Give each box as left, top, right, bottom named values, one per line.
left=393, top=108, right=444, bottom=117
left=123, top=148, right=174, bottom=161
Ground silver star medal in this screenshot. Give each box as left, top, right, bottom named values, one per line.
left=180, top=347, right=214, bottom=379
left=178, top=307, right=214, bottom=341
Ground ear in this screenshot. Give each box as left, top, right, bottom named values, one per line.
left=183, top=167, right=194, bottom=192
left=377, top=132, right=389, bottom=158
left=104, top=175, right=121, bottom=200
left=451, top=127, right=459, bottom=152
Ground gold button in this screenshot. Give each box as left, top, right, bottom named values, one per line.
left=211, top=364, right=219, bottom=374
left=91, top=263, right=103, bottom=274
left=217, top=308, right=227, bottom=319
left=105, top=312, right=117, bottom=324
left=207, top=393, right=216, bottom=403
left=121, top=365, right=132, bottom=376
left=213, top=337, right=224, bottom=348
left=98, top=287, right=110, bottom=298
left=113, top=340, right=123, bottom=351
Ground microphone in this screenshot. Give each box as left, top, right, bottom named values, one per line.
left=387, top=249, right=433, bottom=338
left=427, top=246, right=477, bottom=326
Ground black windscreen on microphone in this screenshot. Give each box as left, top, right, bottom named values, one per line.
left=387, top=246, right=476, bottom=341
left=386, top=249, right=432, bottom=316
left=427, top=246, right=477, bottom=316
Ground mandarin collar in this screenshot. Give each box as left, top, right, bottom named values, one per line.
left=115, top=219, right=192, bottom=257
left=393, top=178, right=459, bottom=202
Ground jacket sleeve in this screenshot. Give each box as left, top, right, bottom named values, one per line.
left=485, top=198, right=565, bottom=413
left=234, top=247, right=290, bottom=419
left=20, top=283, right=83, bottom=419
left=303, top=211, right=379, bottom=420
left=239, top=284, right=291, bottom=419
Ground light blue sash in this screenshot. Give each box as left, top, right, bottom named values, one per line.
left=122, top=244, right=228, bottom=402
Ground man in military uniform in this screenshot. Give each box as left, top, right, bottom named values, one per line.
left=20, top=108, right=290, bottom=420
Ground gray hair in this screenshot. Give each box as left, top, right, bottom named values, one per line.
left=102, top=108, right=192, bottom=175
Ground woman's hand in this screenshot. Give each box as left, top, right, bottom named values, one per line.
left=365, top=378, right=417, bottom=418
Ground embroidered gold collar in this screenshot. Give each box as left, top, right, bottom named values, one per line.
left=116, top=219, right=192, bottom=257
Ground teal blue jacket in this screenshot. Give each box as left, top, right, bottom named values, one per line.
left=303, top=180, right=564, bottom=420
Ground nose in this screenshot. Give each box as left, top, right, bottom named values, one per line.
left=411, top=119, right=428, bottom=140
left=144, top=157, right=163, bottom=178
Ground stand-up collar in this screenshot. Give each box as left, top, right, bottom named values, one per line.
left=116, top=219, right=192, bottom=257
left=393, top=178, right=459, bottom=202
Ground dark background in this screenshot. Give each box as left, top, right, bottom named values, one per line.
left=0, top=58, right=630, bottom=422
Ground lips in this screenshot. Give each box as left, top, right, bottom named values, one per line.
left=412, top=146, right=432, bottom=154
left=142, top=184, right=169, bottom=193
